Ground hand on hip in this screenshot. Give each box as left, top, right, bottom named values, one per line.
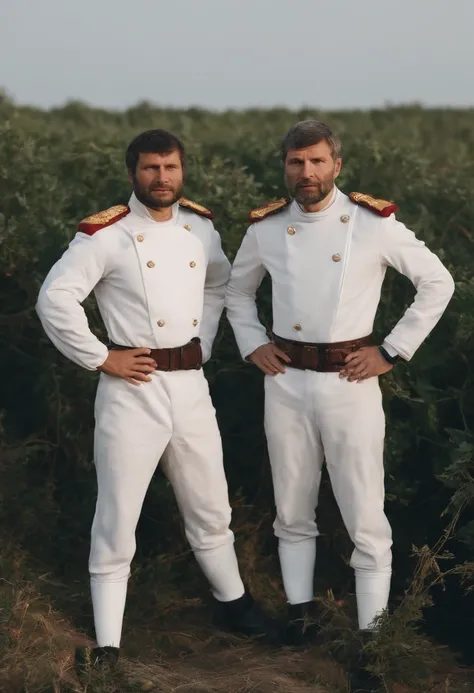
left=98, top=348, right=157, bottom=386
left=339, top=346, right=393, bottom=383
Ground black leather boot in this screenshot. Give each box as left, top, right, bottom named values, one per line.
left=284, top=601, right=320, bottom=648
left=74, top=645, right=120, bottom=676
left=213, top=591, right=282, bottom=643
left=348, top=631, right=384, bottom=692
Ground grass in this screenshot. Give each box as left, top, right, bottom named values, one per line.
left=1, top=531, right=472, bottom=693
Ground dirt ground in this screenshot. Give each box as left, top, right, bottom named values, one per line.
left=1, top=566, right=472, bottom=693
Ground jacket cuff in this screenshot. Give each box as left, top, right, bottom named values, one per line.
left=381, top=341, right=400, bottom=359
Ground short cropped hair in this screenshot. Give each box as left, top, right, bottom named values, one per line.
left=281, top=120, right=341, bottom=162
left=126, top=129, right=186, bottom=173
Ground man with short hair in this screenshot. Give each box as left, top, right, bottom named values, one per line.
left=225, top=120, right=454, bottom=688
left=36, top=129, right=278, bottom=668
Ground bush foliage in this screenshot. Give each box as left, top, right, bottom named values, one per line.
left=1, top=92, right=474, bottom=676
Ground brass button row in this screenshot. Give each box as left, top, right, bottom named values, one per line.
left=157, top=319, right=199, bottom=328
left=146, top=260, right=197, bottom=268
left=137, top=224, right=192, bottom=243
left=286, top=215, right=350, bottom=237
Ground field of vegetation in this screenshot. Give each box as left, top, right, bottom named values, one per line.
left=1, top=91, right=474, bottom=692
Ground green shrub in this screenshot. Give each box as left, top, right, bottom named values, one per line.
left=1, top=100, right=473, bottom=656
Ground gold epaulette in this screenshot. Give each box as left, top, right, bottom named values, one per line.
left=178, top=197, right=213, bottom=220
left=248, top=198, right=291, bottom=223
left=349, top=192, right=398, bottom=218
left=78, top=205, right=130, bottom=236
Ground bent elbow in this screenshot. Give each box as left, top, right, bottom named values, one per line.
left=224, top=285, right=236, bottom=309
left=446, top=272, right=456, bottom=299
left=439, top=269, right=455, bottom=305
left=225, top=284, right=255, bottom=305
left=35, top=284, right=63, bottom=324
left=35, top=285, right=49, bottom=320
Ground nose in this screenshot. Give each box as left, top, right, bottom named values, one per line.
left=302, top=160, right=315, bottom=179
left=155, top=168, right=169, bottom=184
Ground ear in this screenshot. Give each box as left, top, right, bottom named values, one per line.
left=127, top=169, right=134, bottom=186
left=334, top=157, right=342, bottom=179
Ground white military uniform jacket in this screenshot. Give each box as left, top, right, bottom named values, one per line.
left=36, top=193, right=230, bottom=370
left=225, top=187, right=454, bottom=360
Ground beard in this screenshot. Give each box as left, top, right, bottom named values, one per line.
left=133, top=178, right=183, bottom=210
left=288, top=171, right=335, bottom=207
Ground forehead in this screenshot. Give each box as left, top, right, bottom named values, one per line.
left=138, top=150, right=182, bottom=166
left=286, top=141, right=333, bottom=160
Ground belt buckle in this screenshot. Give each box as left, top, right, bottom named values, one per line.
left=325, top=348, right=346, bottom=368
left=301, top=344, right=319, bottom=370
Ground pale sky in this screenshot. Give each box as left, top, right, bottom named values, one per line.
left=1, top=0, right=473, bottom=111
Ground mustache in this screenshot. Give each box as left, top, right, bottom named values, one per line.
left=150, top=185, right=174, bottom=191
left=296, top=180, right=320, bottom=187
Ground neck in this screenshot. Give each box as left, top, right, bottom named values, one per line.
left=301, top=186, right=335, bottom=213
left=146, top=205, right=174, bottom=222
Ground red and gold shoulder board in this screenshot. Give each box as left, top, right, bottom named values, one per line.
left=178, top=197, right=213, bottom=220
left=349, top=192, right=398, bottom=218
left=78, top=205, right=130, bottom=236
left=248, top=198, right=291, bottom=223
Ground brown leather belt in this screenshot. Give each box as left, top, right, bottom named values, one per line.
left=271, top=333, right=374, bottom=372
left=109, top=337, right=202, bottom=372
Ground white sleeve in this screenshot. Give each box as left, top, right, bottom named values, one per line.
left=199, top=226, right=231, bottom=362
left=36, top=232, right=110, bottom=370
left=225, top=225, right=270, bottom=360
left=379, top=215, right=455, bottom=361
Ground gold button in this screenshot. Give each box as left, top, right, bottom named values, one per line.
left=193, top=319, right=198, bottom=326
left=189, top=261, right=196, bottom=268
left=287, top=226, right=296, bottom=235
left=184, top=224, right=191, bottom=231
left=340, top=215, right=350, bottom=223
left=137, top=234, right=144, bottom=242
left=157, top=320, right=165, bottom=327
left=332, top=253, right=341, bottom=262
left=147, top=260, right=155, bottom=268
left=293, top=323, right=302, bottom=331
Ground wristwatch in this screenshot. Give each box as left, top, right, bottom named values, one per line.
left=379, top=345, right=400, bottom=365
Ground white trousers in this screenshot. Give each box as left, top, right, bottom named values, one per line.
left=88, top=369, right=245, bottom=647
left=264, top=369, right=392, bottom=628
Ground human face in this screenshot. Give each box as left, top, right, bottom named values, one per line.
left=129, top=150, right=184, bottom=209
left=284, top=141, right=342, bottom=211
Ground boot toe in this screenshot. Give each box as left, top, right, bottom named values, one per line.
left=213, top=592, right=283, bottom=644
left=74, top=645, right=120, bottom=676
left=284, top=602, right=320, bottom=648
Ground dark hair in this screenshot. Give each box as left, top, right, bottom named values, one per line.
left=281, top=120, right=341, bottom=162
left=125, top=129, right=186, bottom=173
